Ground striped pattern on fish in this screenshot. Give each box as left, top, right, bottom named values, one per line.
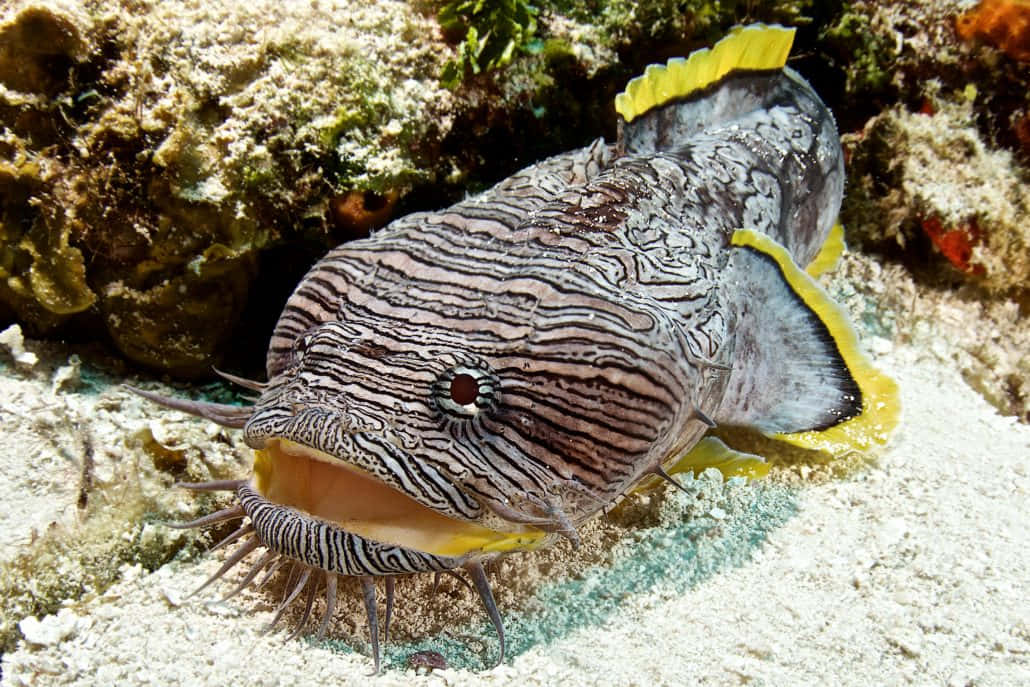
left=238, top=484, right=460, bottom=575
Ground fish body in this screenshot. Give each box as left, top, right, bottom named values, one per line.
left=145, top=25, right=899, bottom=670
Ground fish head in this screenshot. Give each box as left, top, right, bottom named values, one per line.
left=242, top=240, right=712, bottom=556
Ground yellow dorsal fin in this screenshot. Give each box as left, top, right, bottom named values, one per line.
left=806, top=222, right=846, bottom=277
left=730, top=229, right=901, bottom=456
left=615, top=24, right=796, bottom=124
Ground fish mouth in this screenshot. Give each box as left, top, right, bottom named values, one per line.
left=252, top=438, right=545, bottom=558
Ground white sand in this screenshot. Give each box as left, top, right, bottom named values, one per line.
left=4, top=343, right=1027, bottom=686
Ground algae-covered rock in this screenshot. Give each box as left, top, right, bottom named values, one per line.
left=0, top=3, right=88, bottom=95
left=0, top=0, right=463, bottom=375
left=99, top=258, right=255, bottom=373
left=838, top=75, right=1029, bottom=421
left=819, top=1, right=1030, bottom=155
left=843, top=95, right=1030, bottom=293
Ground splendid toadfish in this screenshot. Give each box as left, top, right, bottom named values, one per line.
left=136, top=24, right=899, bottom=672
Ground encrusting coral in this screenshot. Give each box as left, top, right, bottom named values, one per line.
left=825, top=3, right=1029, bottom=312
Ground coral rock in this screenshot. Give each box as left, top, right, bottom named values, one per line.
left=330, top=190, right=399, bottom=240
left=842, top=99, right=1030, bottom=293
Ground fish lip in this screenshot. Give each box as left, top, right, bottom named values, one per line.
left=242, top=433, right=268, bottom=450
left=236, top=482, right=467, bottom=574
left=249, top=436, right=547, bottom=558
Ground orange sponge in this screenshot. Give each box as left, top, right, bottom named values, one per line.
left=956, top=0, right=1030, bottom=62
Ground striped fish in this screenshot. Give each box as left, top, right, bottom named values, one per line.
left=138, top=24, right=899, bottom=672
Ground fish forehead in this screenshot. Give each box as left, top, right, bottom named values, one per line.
left=259, top=178, right=732, bottom=451
left=267, top=309, right=692, bottom=408
left=280, top=228, right=716, bottom=347
left=250, top=212, right=709, bottom=448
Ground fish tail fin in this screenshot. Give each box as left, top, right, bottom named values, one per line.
left=615, top=24, right=845, bottom=268
left=615, top=23, right=795, bottom=151
left=713, top=230, right=900, bottom=457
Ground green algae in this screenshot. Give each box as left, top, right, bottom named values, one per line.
left=820, top=10, right=896, bottom=97
left=438, top=0, right=540, bottom=87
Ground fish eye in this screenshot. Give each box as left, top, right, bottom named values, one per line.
left=450, top=373, right=480, bottom=406
left=434, top=364, right=497, bottom=418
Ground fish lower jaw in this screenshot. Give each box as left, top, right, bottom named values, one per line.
left=251, top=437, right=546, bottom=558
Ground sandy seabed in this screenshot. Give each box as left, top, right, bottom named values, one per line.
left=2, top=340, right=1027, bottom=686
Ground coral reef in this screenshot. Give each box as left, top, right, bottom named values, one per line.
left=818, top=1, right=1028, bottom=422
left=817, top=1, right=1030, bottom=156
left=842, top=93, right=1029, bottom=294
left=539, top=0, right=815, bottom=52
left=1, top=0, right=1026, bottom=407
left=0, top=0, right=461, bottom=375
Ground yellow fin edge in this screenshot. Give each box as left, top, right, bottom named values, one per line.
left=615, top=24, right=796, bottom=124
left=666, top=436, right=770, bottom=480
left=730, top=229, right=901, bottom=456
left=631, top=437, right=769, bottom=495
left=806, top=222, right=846, bottom=277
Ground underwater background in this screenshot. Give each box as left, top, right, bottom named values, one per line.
left=1, top=0, right=1027, bottom=684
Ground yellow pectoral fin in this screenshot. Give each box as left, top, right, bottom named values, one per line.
left=730, top=229, right=901, bottom=456
left=632, top=437, right=769, bottom=496
left=665, top=436, right=770, bottom=480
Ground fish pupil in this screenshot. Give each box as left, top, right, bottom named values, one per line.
left=450, top=373, right=479, bottom=406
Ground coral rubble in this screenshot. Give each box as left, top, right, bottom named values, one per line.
left=0, top=331, right=247, bottom=654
